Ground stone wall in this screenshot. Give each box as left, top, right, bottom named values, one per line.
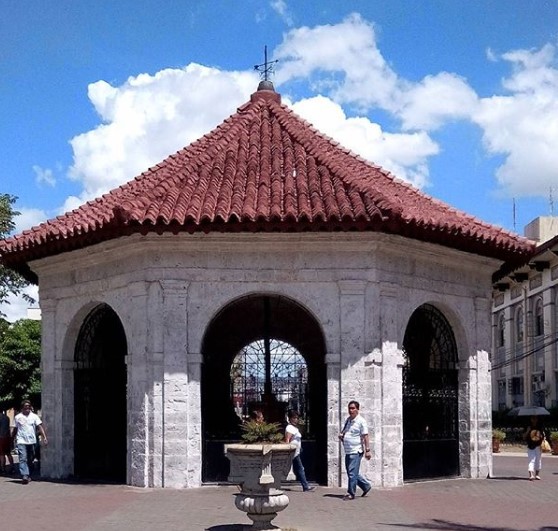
left=33, top=232, right=497, bottom=488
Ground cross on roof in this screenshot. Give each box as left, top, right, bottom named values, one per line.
left=254, top=45, right=278, bottom=81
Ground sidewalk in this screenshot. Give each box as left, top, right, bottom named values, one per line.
left=1, top=454, right=557, bottom=530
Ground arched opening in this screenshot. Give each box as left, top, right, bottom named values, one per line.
left=74, top=304, right=127, bottom=482
left=402, top=303, right=459, bottom=480
left=201, top=294, right=327, bottom=484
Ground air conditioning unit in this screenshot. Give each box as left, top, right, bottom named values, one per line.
left=532, top=374, right=544, bottom=392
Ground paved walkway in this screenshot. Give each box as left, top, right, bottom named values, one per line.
left=1, top=455, right=557, bottom=531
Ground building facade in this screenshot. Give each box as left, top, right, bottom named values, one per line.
left=1, top=83, right=533, bottom=489
left=492, top=222, right=558, bottom=410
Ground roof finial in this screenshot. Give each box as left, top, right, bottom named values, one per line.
left=254, top=45, right=278, bottom=91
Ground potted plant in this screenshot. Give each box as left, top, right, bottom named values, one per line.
left=492, top=429, right=506, bottom=453
left=550, top=432, right=558, bottom=455
left=225, top=419, right=296, bottom=530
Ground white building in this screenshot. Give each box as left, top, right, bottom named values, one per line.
left=492, top=218, right=558, bottom=410
left=0, top=82, right=532, bottom=489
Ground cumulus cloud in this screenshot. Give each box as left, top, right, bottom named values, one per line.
left=291, top=96, right=439, bottom=188
left=275, top=16, right=558, bottom=199
left=33, top=165, right=56, bottom=187
left=274, top=13, right=477, bottom=129
left=473, top=44, right=558, bottom=196
left=274, top=14, right=402, bottom=112
left=61, top=15, right=558, bottom=213
left=270, top=0, right=294, bottom=26
left=68, top=64, right=259, bottom=203
left=398, top=72, right=478, bottom=131
left=14, top=207, right=49, bottom=233
left=0, top=285, right=39, bottom=323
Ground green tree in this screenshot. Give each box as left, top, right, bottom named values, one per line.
left=0, top=318, right=41, bottom=410
left=0, top=193, right=34, bottom=319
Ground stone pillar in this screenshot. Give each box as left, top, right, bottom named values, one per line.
left=38, top=298, right=62, bottom=477
left=543, top=288, right=555, bottom=406
left=376, top=286, right=405, bottom=487
left=185, top=352, right=202, bottom=487
left=337, top=280, right=370, bottom=489
left=466, top=349, right=492, bottom=478
left=160, top=280, right=191, bottom=488
left=128, top=281, right=157, bottom=487
left=326, top=351, right=341, bottom=487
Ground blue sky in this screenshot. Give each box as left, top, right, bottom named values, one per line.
left=1, top=0, right=558, bottom=320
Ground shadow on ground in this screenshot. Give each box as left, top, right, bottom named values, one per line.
left=379, top=520, right=558, bottom=531
left=487, top=475, right=529, bottom=481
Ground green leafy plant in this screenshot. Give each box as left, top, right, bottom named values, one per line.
left=241, top=420, right=284, bottom=444
left=492, top=429, right=506, bottom=441
left=549, top=431, right=558, bottom=441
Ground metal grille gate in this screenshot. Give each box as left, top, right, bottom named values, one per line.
left=402, top=304, right=459, bottom=480
left=74, top=304, right=127, bottom=481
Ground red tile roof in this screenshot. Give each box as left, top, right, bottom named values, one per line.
left=1, top=85, right=535, bottom=281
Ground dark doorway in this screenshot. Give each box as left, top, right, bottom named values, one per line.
left=402, top=304, right=459, bottom=480
left=201, top=295, right=327, bottom=484
left=74, top=304, right=127, bottom=482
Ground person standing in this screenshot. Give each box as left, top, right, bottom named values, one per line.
left=339, top=400, right=371, bottom=500
left=12, top=400, right=48, bottom=484
left=524, top=415, right=548, bottom=481
left=284, top=410, right=315, bottom=492
left=0, top=410, right=15, bottom=474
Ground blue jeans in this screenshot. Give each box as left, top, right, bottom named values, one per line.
left=292, top=454, right=310, bottom=490
left=345, top=452, right=371, bottom=497
left=17, top=444, right=35, bottom=477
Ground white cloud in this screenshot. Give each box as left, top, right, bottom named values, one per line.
left=0, top=285, right=39, bottom=323
left=274, top=13, right=402, bottom=112
left=68, top=64, right=259, bottom=203
left=473, top=45, right=558, bottom=197
left=291, top=96, right=439, bottom=188
left=33, top=165, right=56, bottom=187
left=274, top=13, right=477, bottom=130
left=14, top=207, right=49, bottom=233
left=58, top=17, right=558, bottom=215
left=270, top=0, right=293, bottom=26
left=398, top=72, right=478, bottom=131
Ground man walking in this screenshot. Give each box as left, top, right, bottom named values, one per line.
left=339, top=400, right=371, bottom=500
left=12, top=400, right=47, bottom=484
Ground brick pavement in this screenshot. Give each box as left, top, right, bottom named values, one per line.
left=1, top=455, right=557, bottom=531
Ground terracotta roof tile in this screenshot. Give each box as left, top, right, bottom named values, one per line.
left=1, top=86, right=535, bottom=279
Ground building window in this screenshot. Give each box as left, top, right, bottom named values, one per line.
left=497, top=313, right=505, bottom=347
left=534, top=298, right=544, bottom=337
left=515, top=307, right=524, bottom=343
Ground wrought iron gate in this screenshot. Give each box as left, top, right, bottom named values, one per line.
left=402, top=304, right=459, bottom=480
left=201, top=295, right=327, bottom=484
left=74, top=304, right=127, bottom=482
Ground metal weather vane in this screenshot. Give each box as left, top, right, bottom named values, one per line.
left=254, top=45, right=278, bottom=81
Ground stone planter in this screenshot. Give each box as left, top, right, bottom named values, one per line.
left=225, top=443, right=295, bottom=531
left=492, top=437, right=502, bottom=453
left=551, top=439, right=558, bottom=455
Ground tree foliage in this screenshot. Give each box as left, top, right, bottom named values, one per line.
left=0, top=193, right=34, bottom=318
left=0, top=318, right=41, bottom=410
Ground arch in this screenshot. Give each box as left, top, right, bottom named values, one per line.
left=201, top=293, right=327, bottom=484
left=73, top=303, right=127, bottom=482
left=402, top=303, right=459, bottom=480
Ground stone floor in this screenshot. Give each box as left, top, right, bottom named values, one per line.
left=1, top=454, right=557, bottom=530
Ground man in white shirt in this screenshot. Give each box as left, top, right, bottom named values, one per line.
left=338, top=400, right=371, bottom=500
left=12, top=400, right=48, bottom=484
